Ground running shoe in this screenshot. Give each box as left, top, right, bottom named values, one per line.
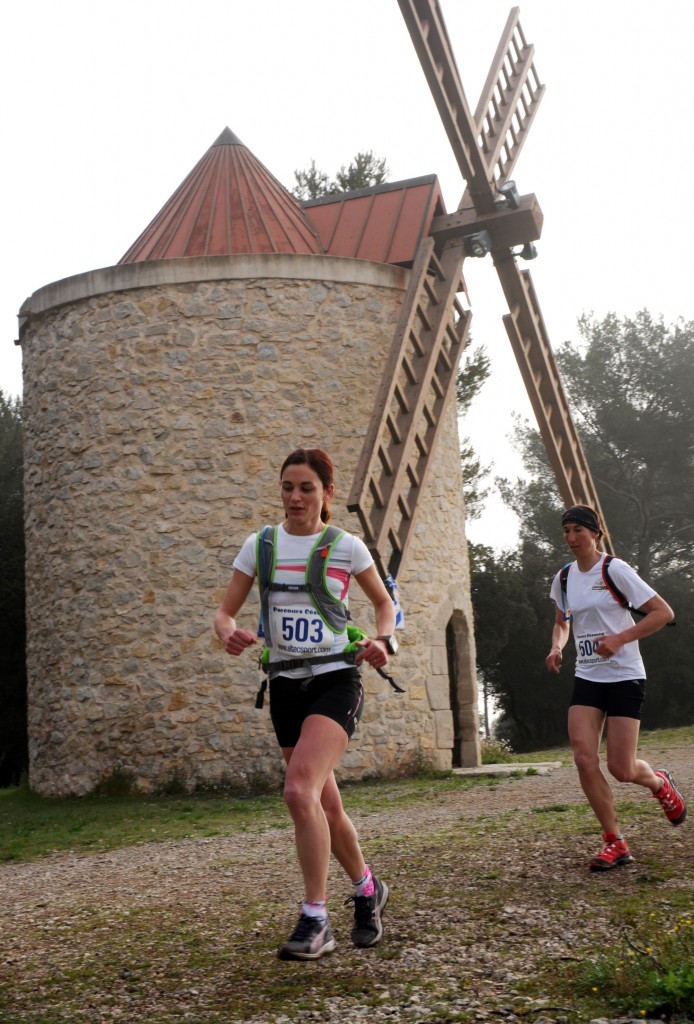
left=654, top=769, right=687, bottom=825
left=278, top=913, right=336, bottom=961
left=346, top=875, right=389, bottom=947
left=589, top=833, right=634, bottom=872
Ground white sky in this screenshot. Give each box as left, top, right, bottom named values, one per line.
left=3, top=0, right=693, bottom=549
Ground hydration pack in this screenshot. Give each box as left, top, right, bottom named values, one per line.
left=253, top=524, right=404, bottom=706
left=559, top=553, right=674, bottom=625
left=256, top=524, right=350, bottom=646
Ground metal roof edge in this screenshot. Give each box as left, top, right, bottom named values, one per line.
left=301, top=174, right=440, bottom=208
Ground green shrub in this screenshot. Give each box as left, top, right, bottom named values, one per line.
left=579, top=912, right=694, bottom=1018
left=480, top=736, right=515, bottom=764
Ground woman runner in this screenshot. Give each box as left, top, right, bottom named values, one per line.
left=215, top=448, right=396, bottom=959
left=546, top=504, right=685, bottom=871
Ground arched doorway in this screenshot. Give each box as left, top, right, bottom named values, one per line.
left=446, top=610, right=480, bottom=768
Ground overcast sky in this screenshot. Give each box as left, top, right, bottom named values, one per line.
left=3, top=1, right=693, bottom=548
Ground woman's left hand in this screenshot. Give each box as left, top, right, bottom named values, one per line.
left=594, top=634, right=622, bottom=659
left=354, top=638, right=389, bottom=669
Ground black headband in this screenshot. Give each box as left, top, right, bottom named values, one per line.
left=561, top=506, right=601, bottom=532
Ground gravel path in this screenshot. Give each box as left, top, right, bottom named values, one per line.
left=1, top=745, right=692, bottom=1024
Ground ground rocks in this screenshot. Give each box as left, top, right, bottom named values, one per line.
left=2, top=745, right=692, bottom=1023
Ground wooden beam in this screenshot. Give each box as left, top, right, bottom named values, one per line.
left=397, top=0, right=497, bottom=214
left=430, top=193, right=543, bottom=250
left=347, top=237, right=471, bottom=577
left=494, top=253, right=613, bottom=553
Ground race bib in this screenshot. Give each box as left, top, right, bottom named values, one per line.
left=269, top=602, right=333, bottom=658
left=575, top=631, right=606, bottom=667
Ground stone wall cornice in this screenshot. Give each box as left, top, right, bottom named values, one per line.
left=18, top=254, right=409, bottom=324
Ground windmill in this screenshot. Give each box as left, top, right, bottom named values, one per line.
left=348, top=1, right=612, bottom=579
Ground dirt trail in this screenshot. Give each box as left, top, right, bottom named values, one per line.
left=1, top=745, right=692, bottom=1023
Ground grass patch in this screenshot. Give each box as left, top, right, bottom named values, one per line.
left=1, top=726, right=692, bottom=1024
left=0, top=784, right=289, bottom=863
left=489, top=722, right=694, bottom=767
left=548, top=911, right=694, bottom=1021
left=0, top=770, right=496, bottom=864
left=3, top=723, right=692, bottom=864
left=638, top=723, right=694, bottom=748
left=480, top=736, right=516, bottom=763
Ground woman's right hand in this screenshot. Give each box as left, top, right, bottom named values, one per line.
left=545, top=647, right=563, bottom=674
left=223, top=628, right=258, bottom=656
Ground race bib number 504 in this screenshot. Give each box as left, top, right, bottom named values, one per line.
left=576, top=631, right=606, bottom=666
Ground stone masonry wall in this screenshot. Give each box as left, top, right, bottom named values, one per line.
left=19, top=254, right=478, bottom=796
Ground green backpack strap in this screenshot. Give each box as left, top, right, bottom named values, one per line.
left=256, top=525, right=277, bottom=646
left=305, top=525, right=351, bottom=634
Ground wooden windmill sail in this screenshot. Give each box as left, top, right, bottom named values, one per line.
left=348, top=1, right=612, bottom=578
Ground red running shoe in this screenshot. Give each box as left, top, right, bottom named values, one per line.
left=590, top=833, right=634, bottom=872
left=654, top=769, right=687, bottom=825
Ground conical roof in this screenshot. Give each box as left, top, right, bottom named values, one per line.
left=119, top=128, right=323, bottom=263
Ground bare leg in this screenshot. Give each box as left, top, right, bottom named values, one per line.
left=568, top=705, right=620, bottom=834
left=281, top=714, right=360, bottom=902
left=605, top=716, right=661, bottom=792
left=320, top=770, right=366, bottom=882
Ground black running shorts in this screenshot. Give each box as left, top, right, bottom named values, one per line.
left=570, top=676, right=646, bottom=720
left=269, top=667, right=365, bottom=748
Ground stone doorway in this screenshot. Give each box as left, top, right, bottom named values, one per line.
left=446, top=610, right=480, bottom=768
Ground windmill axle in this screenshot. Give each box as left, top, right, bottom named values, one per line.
left=430, top=192, right=543, bottom=253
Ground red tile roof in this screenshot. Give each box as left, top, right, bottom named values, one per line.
left=303, top=176, right=446, bottom=266
left=119, top=128, right=446, bottom=268
left=119, top=128, right=322, bottom=263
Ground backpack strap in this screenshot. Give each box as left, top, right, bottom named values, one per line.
left=563, top=554, right=649, bottom=621
left=253, top=524, right=351, bottom=708
left=601, top=554, right=647, bottom=619
left=559, top=562, right=572, bottom=621
left=264, top=651, right=357, bottom=680
left=560, top=554, right=674, bottom=629
left=305, top=525, right=351, bottom=634
left=263, top=651, right=405, bottom=693
left=256, top=525, right=277, bottom=645
left=601, top=554, right=675, bottom=625
left=253, top=523, right=404, bottom=707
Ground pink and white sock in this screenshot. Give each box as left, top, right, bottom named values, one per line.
left=353, top=865, right=375, bottom=897
left=302, top=899, right=328, bottom=923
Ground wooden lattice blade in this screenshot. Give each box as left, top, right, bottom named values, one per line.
left=493, top=253, right=613, bottom=553
left=397, top=0, right=497, bottom=214
left=347, top=236, right=471, bottom=578
left=473, top=7, right=546, bottom=187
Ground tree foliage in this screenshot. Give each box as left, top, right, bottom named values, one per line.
left=0, top=391, right=27, bottom=785
left=291, top=159, right=332, bottom=201
left=456, top=344, right=492, bottom=521
left=333, top=151, right=389, bottom=193
left=501, top=311, right=694, bottom=581
left=473, top=311, right=694, bottom=746
left=292, top=151, right=390, bottom=200
left=470, top=540, right=569, bottom=750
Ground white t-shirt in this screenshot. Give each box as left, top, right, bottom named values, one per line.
left=233, top=523, right=373, bottom=678
left=549, top=554, right=656, bottom=682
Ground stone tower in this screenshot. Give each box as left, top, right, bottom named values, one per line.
left=18, top=129, right=479, bottom=796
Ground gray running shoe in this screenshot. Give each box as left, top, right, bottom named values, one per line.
left=346, top=876, right=389, bottom=948
left=278, top=913, right=336, bottom=961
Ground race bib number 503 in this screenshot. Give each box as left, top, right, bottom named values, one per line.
left=271, top=605, right=333, bottom=657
